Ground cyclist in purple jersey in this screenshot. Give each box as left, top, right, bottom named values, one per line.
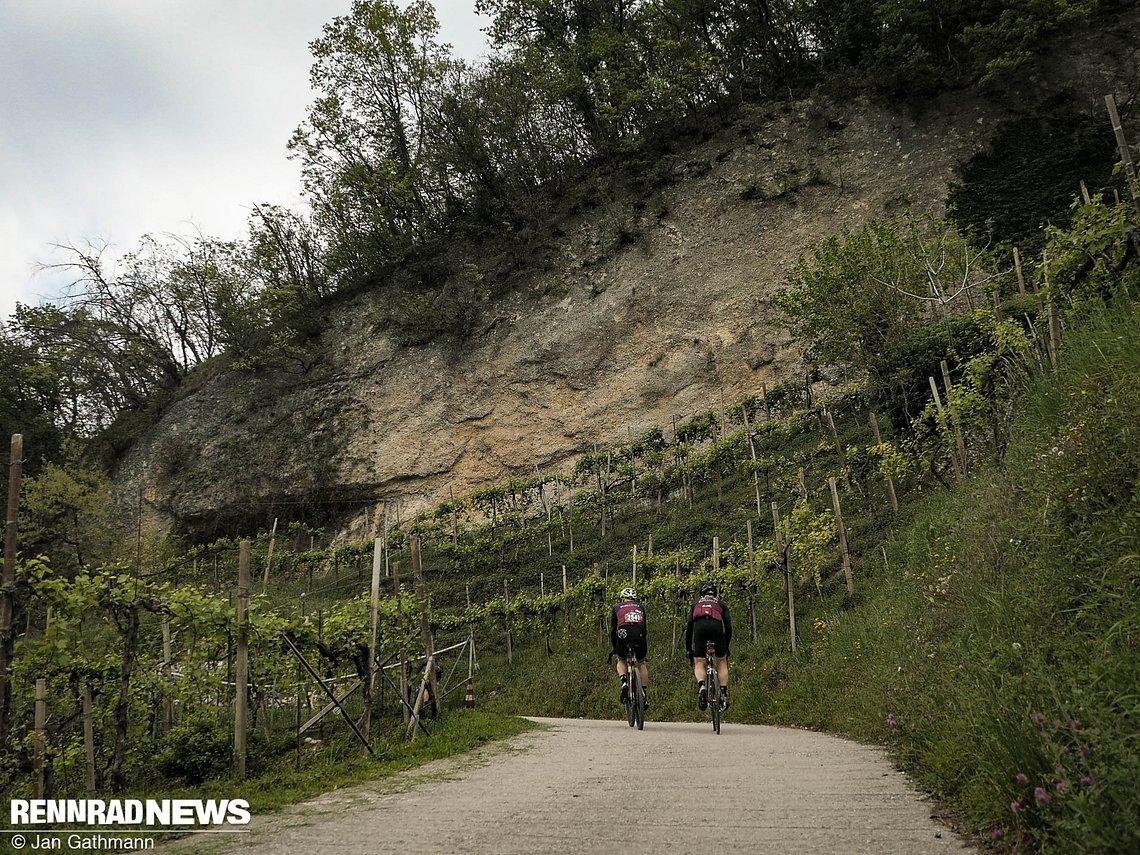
left=685, top=583, right=732, bottom=711
left=610, top=587, right=649, bottom=710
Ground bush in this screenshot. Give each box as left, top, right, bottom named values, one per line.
left=155, top=721, right=231, bottom=785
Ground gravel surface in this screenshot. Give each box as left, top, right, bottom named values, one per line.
left=161, top=717, right=975, bottom=854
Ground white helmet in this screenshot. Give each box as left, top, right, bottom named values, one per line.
left=620, top=587, right=637, bottom=600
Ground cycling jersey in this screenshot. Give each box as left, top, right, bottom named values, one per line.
left=610, top=600, right=649, bottom=661
left=684, top=596, right=732, bottom=660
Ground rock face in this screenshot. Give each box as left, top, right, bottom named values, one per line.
left=112, top=18, right=1131, bottom=543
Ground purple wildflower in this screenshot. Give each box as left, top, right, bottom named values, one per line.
left=1034, top=787, right=1052, bottom=806
left=1011, top=799, right=1023, bottom=814
left=1055, top=780, right=1069, bottom=793
left=1031, top=711, right=1046, bottom=726
left=991, top=828, right=1004, bottom=841
left=1014, top=772, right=1029, bottom=786
left=1079, top=776, right=1097, bottom=787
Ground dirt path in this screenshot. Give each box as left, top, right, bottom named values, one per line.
left=162, top=718, right=974, bottom=854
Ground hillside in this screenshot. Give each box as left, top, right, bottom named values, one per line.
left=108, top=0, right=1140, bottom=545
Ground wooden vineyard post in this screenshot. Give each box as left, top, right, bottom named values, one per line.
left=672, top=554, right=681, bottom=652
left=928, top=376, right=964, bottom=479
left=1106, top=94, right=1140, bottom=226
left=1013, top=248, right=1027, bottom=297
left=712, top=537, right=720, bottom=573
left=742, top=407, right=763, bottom=517
left=747, top=520, right=757, bottom=642
left=393, top=560, right=408, bottom=726
left=541, top=573, right=551, bottom=656
left=235, top=540, right=250, bottom=779
left=261, top=517, right=278, bottom=590
left=363, top=536, right=383, bottom=742
left=504, top=579, right=513, bottom=665
left=940, top=360, right=969, bottom=477
left=870, top=412, right=899, bottom=512
left=632, top=545, right=638, bottom=585
left=0, top=433, right=23, bottom=747
left=33, top=677, right=46, bottom=797
left=162, top=618, right=175, bottom=732
left=772, top=502, right=796, bottom=653
left=825, top=410, right=850, bottom=487
left=411, top=536, right=437, bottom=739
left=1048, top=302, right=1062, bottom=369
left=83, top=684, right=97, bottom=792
left=828, top=478, right=855, bottom=597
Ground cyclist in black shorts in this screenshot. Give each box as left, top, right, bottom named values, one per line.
left=610, top=587, right=649, bottom=710
left=685, top=582, right=732, bottom=711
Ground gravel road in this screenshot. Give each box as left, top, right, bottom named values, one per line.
left=162, top=717, right=974, bottom=854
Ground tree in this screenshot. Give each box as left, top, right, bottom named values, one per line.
left=289, top=0, right=457, bottom=280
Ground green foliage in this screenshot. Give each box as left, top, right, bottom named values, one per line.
left=947, top=111, right=1119, bottom=252
left=1044, top=195, right=1140, bottom=312
left=156, top=720, right=231, bottom=785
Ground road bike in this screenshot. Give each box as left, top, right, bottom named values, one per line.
left=622, top=644, right=645, bottom=731
left=705, top=640, right=721, bottom=734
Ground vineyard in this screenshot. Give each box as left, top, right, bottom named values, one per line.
left=1, top=348, right=964, bottom=799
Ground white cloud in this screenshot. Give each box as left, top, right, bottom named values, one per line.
left=0, top=0, right=489, bottom=318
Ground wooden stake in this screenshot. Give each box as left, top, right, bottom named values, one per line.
left=34, top=677, right=46, bottom=798
left=772, top=502, right=796, bottom=653
left=1106, top=94, right=1140, bottom=224
left=826, top=409, right=850, bottom=487
left=261, top=517, right=278, bottom=589
left=393, top=560, right=407, bottom=726
left=941, top=360, right=969, bottom=477
left=235, top=541, right=250, bottom=778
left=1048, top=301, right=1062, bottom=369
left=162, top=618, right=174, bottom=732
left=411, top=536, right=437, bottom=736
left=828, top=478, right=855, bottom=596
left=747, top=520, right=757, bottom=642
left=712, top=536, right=720, bottom=572
left=1013, top=248, right=1026, bottom=297
left=0, top=433, right=23, bottom=747
left=363, top=536, right=382, bottom=741
left=1080, top=180, right=1092, bottom=205
left=742, top=407, right=763, bottom=517
left=929, top=376, right=964, bottom=479
left=83, top=684, right=96, bottom=793
left=504, top=579, right=513, bottom=665
left=870, top=412, right=898, bottom=512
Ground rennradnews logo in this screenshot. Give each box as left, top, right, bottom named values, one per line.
left=10, top=799, right=250, bottom=826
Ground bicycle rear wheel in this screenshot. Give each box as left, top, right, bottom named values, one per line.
left=625, top=658, right=636, bottom=727
left=631, top=668, right=644, bottom=730
left=708, top=665, right=721, bottom=734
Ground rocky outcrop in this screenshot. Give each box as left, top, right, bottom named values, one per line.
left=111, top=79, right=1082, bottom=541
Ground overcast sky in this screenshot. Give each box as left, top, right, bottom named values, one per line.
left=0, top=0, right=489, bottom=319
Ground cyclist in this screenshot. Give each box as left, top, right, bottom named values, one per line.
left=610, top=587, right=649, bottom=710
left=685, top=582, right=732, bottom=711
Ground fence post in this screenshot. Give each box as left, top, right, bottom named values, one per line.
left=0, top=433, right=23, bottom=747
left=828, top=478, right=855, bottom=597
left=83, top=684, right=97, bottom=792
left=363, top=536, right=383, bottom=742
left=929, top=376, right=964, bottom=479
left=869, top=412, right=899, bottom=512
left=746, top=520, right=757, bottom=642
left=772, top=502, right=796, bottom=653
left=235, top=541, right=250, bottom=779
left=504, top=579, right=513, bottom=665
left=33, top=677, right=46, bottom=797
left=412, top=536, right=437, bottom=734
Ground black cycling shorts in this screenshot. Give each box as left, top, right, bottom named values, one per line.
left=691, top=618, right=729, bottom=658
left=614, top=624, right=648, bottom=661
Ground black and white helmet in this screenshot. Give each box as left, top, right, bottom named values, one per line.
left=620, top=587, right=637, bottom=600
left=699, top=583, right=718, bottom=598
